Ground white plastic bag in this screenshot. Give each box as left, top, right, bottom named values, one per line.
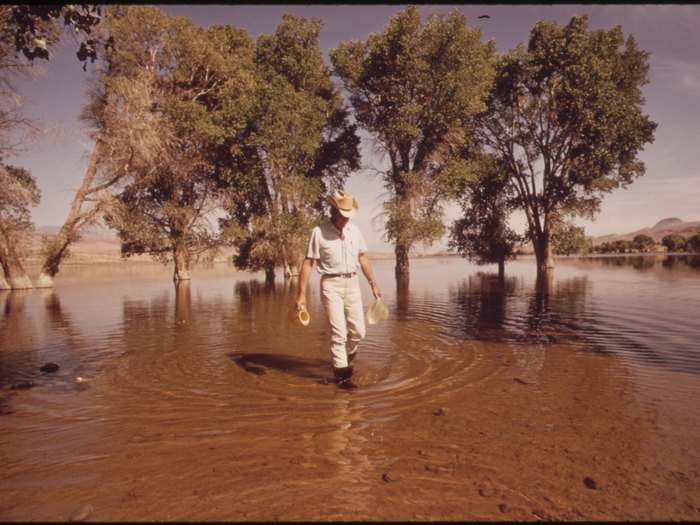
left=366, top=298, right=389, bottom=325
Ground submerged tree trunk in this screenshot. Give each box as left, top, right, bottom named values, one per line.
left=395, top=242, right=410, bottom=276
left=0, top=239, right=33, bottom=289
left=498, top=258, right=505, bottom=280
left=0, top=270, right=9, bottom=290
left=265, top=264, right=275, bottom=285
left=37, top=142, right=102, bottom=288
left=173, top=244, right=191, bottom=282
left=533, top=232, right=554, bottom=275
left=174, top=280, right=191, bottom=326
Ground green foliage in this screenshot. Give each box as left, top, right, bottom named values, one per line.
left=5, top=5, right=105, bottom=67
left=96, top=7, right=258, bottom=271
left=449, top=155, right=521, bottom=266
left=331, top=6, right=496, bottom=263
left=662, top=234, right=687, bottom=253
left=632, top=234, right=655, bottom=253
left=476, top=15, right=657, bottom=269
left=0, top=163, right=40, bottom=257
left=222, top=14, right=359, bottom=275
left=552, top=222, right=590, bottom=255
left=687, top=233, right=700, bottom=254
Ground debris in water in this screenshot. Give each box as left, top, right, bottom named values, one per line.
left=382, top=472, right=394, bottom=482
left=40, top=362, right=60, bottom=374
left=433, top=407, right=446, bottom=416
left=499, top=503, right=508, bottom=513
left=583, top=476, right=598, bottom=489
left=513, top=377, right=528, bottom=384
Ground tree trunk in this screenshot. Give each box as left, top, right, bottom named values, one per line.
left=173, top=244, right=191, bottom=282
left=395, top=242, right=410, bottom=276
left=395, top=273, right=410, bottom=317
left=498, top=258, right=505, bottom=280
left=174, top=280, right=191, bottom=326
left=533, top=232, right=554, bottom=275
left=265, top=264, right=275, bottom=285
left=0, top=238, right=33, bottom=289
left=0, top=270, right=9, bottom=290
left=284, top=251, right=303, bottom=280
left=37, top=142, right=102, bottom=288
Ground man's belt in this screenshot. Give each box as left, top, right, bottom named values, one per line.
left=324, top=272, right=357, bottom=278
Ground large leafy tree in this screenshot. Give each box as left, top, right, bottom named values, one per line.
left=551, top=221, right=590, bottom=255
left=632, top=234, right=655, bottom=253
left=450, top=155, right=521, bottom=278
left=94, top=7, right=257, bottom=281
left=331, top=6, right=496, bottom=276
left=661, top=234, right=686, bottom=253
left=223, top=15, right=359, bottom=281
left=0, top=164, right=39, bottom=289
left=476, top=15, right=657, bottom=274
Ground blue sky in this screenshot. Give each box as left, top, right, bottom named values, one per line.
left=9, top=4, right=700, bottom=251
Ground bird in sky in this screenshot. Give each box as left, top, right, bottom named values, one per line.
left=477, top=15, right=491, bottom=19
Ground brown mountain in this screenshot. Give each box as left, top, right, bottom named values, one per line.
left=593, top=217, right=700, bottom=245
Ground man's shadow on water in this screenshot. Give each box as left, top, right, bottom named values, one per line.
left=228, top=352, right=331, bottom=382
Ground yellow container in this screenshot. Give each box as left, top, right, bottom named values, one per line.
left=297, top=308, right=310, bottom=326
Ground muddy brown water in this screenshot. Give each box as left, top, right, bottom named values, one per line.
left=1, top=255, right=699, bottom=520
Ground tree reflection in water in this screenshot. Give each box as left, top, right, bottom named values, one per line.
left=449, top=271, right=589, bottom=345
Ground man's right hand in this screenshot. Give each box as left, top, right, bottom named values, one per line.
left=296, top=294, right=307, bottom=312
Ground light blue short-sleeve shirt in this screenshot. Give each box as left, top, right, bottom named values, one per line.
left=306, top=220, right=368, bottom=275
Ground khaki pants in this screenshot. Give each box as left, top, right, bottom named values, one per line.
left=320, top=275, right=366, bottom=369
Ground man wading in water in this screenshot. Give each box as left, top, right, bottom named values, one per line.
left=296, top=190, right=382, bottom=389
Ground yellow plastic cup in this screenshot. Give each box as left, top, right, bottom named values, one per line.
left=298, top=308, right=310, bottom=326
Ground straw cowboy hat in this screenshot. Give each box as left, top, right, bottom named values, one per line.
left=328, top=190, right=358, bottom=218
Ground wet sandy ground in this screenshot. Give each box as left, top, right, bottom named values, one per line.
left=1, top=337, right=699, bottom=521
left=1, top=258, right=700, bottom=520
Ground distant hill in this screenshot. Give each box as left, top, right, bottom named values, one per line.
left=593, top=217, right=700, bottom=245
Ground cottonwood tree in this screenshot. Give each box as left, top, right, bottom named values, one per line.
left=551, top=221, right=590, bottom=255
left=632, top=234, right=655, bottom=253
left=0, top=164, right=39, bottom=289
left=331, top=6, right=496, bottom=276
left=0, top=5, right=109, bottom=287
left=93, top=7, right=257, bottom=281
left=475, top=16, right=656, bottom=274
left=687, top=233, right=700, bottom=254
left=450, top=155, right=521, bottom=278
left=0, top=9, right=45, bottom=288
left=661, top=234, right=686, bottom=253
left=223, top=15, right=359, bottom=281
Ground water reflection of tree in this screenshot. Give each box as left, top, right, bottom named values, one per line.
left=0, top=291, right=37, bottom=384
left=526, top=273, right=588, bottom=343
left=450, top=272, right=518, bottom=341
left=662, top=255, right=700, bottom=270
left=449, top=272, right=589, bottom=344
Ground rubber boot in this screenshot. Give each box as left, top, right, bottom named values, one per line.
left=333, top=366, right=357, bottom=390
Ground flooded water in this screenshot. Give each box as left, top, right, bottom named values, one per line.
left=1, top=255, right=699, bottom=520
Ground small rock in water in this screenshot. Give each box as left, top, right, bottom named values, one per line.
left=583, top=476, right=597, bottom=490
left=69, top=504, right=94, bottom=522
left=513, top=377, right=528, bottom=384
left=381, top=472, right=394, bottom=483
left=498, top=503, right=508, bottom=513
left=40, top=362, right=60, bottom=374
left=433, top=407, right=446, bottom=416
left=11, top=381, right=34, bottom=390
